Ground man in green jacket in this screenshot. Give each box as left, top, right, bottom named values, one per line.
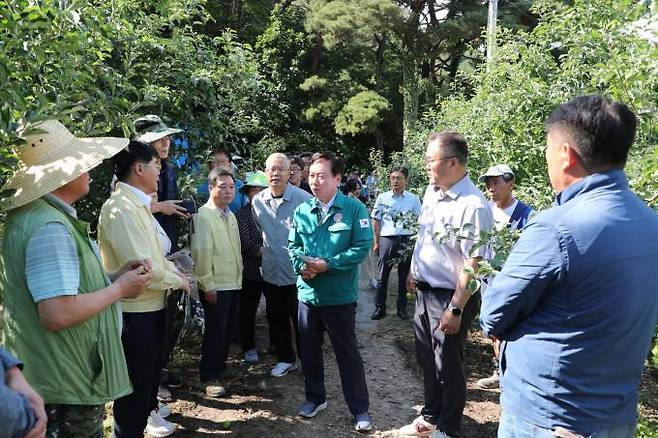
left=1, top=120, right=152, bottom=437
left=288, top=151, right=373, bottom=432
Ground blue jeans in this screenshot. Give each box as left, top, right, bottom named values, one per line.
left=498, top=411, right=636, bottom=438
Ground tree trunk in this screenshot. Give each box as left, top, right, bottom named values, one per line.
left=311, top=33, right=323, bottom=74
left=373, top=33, right=387, bottom=86
left=402, top=59, right=420, bottom=147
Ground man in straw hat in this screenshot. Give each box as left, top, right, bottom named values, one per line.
left=0, top=119, right=153, bottom=437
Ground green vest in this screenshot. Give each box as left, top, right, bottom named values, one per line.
left=1, top=198, right=131, bottom=405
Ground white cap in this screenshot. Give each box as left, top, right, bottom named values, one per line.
left=478, top=164, right=514, bottom=183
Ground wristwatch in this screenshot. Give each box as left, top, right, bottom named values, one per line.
left=447, top=302, right=462, bottom=317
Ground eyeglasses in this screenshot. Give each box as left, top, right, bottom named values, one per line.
left=146, top=161, right=162, bottom=171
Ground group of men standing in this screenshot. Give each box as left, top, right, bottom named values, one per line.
left=1, top=94, right=658, bottom=438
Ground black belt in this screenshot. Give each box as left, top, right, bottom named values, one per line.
left=381, top=235, right=412, bottom=240
left=413, top=280, right=453, bottom=294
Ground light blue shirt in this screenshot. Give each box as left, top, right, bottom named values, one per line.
left=371, top=190, right=421, bottom=236
left=25, top=194, right=80, bottom=303
left=481, top=170, right=658, bottom=433
left=252, top=184, right=312, bottom=286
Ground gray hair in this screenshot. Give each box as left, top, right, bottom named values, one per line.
left=266, top=153, right=290, bottom=170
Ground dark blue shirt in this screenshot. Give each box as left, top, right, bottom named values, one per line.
left=481, top=170, right=658, bottom=433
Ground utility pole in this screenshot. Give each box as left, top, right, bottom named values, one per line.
left=487, top=0, right=499, bottom=62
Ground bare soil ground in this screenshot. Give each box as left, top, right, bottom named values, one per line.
left=158, top=255, right=658, bottom=437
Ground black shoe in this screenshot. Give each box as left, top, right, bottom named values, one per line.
left=371, top=307, right=386, bottom=320
left=162, top=374, right=183, bottom=389
left=397, top=308, right=408, bottom=320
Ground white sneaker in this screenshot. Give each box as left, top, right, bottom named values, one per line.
left=399, top=415, right=437, bottom=436
left=145, top=410, right=177, bottom=437
left=157, top=386, right=172, bottom=402
left=270, top=361, right=298, bottom=377
left=157, top=402, right=171, bottom=418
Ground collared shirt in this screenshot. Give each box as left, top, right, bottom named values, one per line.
left=25, top=194, right=80, bottom=302
left=411, top=175, right=493, bottom=289
left=480, top=170, right=658, bottom=433
left=125, top=183, right=171, bottom=256
left=317, top=191, right=338, bottom=221
left=252, top=184, right=312, bottom=286
left=98, top=182, right=184, bottom=312
left=289, top=191, right=373, bottom=306
left=371, top=190, right=422, bottom=236
left=191, top=199, right=242, bottom=291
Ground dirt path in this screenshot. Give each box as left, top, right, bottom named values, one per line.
left=164, top=255, right=501, bottom=437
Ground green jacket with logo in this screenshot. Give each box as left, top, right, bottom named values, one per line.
left=288, top=192, right=373, bottom=306
left=1, top=198, right=131, bottom=405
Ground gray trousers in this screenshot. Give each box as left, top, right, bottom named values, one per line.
left=413, top=285, right=479, bottom=437
left=375, top=235, right=412, bottom=310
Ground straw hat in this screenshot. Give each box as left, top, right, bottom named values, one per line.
left=1, top=120, right=129, bottom=210
left=134, top=115, right=182, bottom=144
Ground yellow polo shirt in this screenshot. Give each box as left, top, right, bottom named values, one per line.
left=98, top=182, right=185, bottom=312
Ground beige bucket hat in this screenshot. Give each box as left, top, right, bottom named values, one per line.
left=1, top=119, right=129, bottom=210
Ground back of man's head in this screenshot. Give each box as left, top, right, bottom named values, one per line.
left=545, top=95, right=637, bottom=172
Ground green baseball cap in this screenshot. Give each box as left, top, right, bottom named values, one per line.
left=134, top=115, right=182, bottom=144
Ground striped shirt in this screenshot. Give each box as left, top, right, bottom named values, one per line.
left=25, top=194, right=80, bottom=302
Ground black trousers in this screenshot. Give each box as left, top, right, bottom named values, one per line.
left=162, top=289, right=185, bottom=371
left=413, top=287, right=479, bottom=437
left=375, top=236, right=412, bottom=310
left=199, top=290, right=236, bottom=382
left=239, top=278, right=265, bottom=352
left=263, top=283, right=299, bottom=364
left=113, top=309, right=166, bottom=438
left=298, top=301, right=369, bottom=416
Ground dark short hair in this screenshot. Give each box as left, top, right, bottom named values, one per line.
left=212, top=148, right=232, bottom=163
left=208, top=167, right=234, bottom=187
left=427, top=131, right=468, bottom=164
left=112, top=140, right=158, bottom=182
left=310, top=151, right=345, bottom=177
left=299, top=151, right=313, bottom=159
left=343, top=178, right=361, bottom=195
left=290, top=156, right=305, bottom=169
left=390, top=166, right=409, bottom=178
left=545, top=95, right=637, bottom=172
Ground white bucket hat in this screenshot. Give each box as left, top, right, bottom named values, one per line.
left=1, top=120, right=129, bottom=210
left=134, top=115, right=182, bottom=144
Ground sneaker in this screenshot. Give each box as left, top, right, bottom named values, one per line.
left=204, top=380, right=227, bottom=398
left=145, top=410, right=177, bottom=437
left=244, top=349, right=259, bottom=364
left=399, top=416, right=437, bottom=436
left=270, top=361, right=297, bottom=377
left=157, top=386, right=173, bottom=402
left=354, top=412, right=373, bottom=432
left=297, top=400, right=327, bottom=418
left=369, top=278, right=379, bottom=289
left=157, top=402, right=171, bottom=418
left=371, top=306, right=386, bottom=320
left=476, top=370, right=500, bottom=389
